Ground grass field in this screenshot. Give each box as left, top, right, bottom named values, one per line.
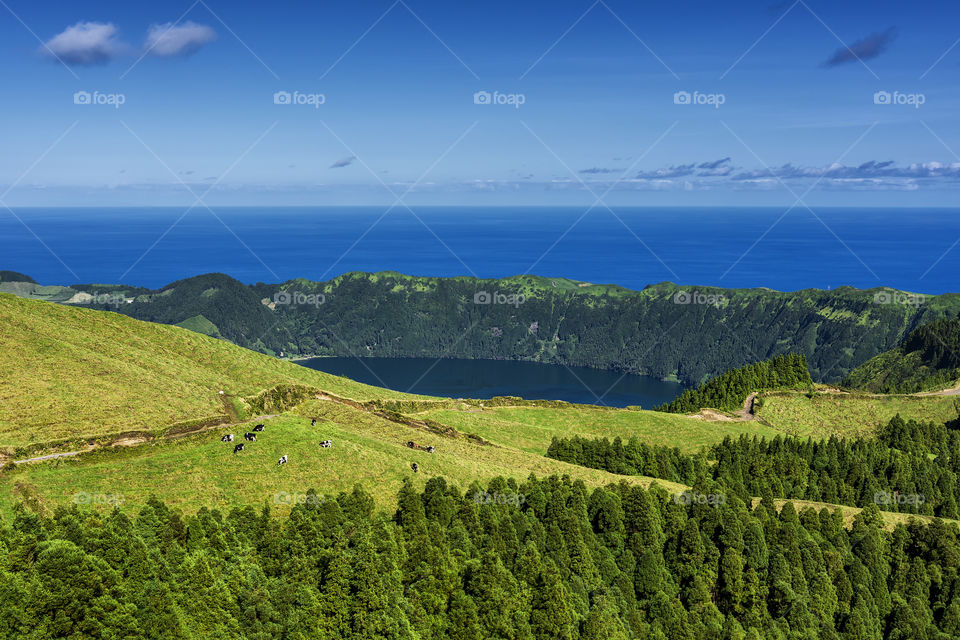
left=754, top=390, right=960, bottom=438
left=0, top=398, right=688, bottom=515
left=0, top=293, right=425, bottom=449
left=417, top=405, right=782, bottom=454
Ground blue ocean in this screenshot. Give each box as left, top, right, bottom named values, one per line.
left=1, top=206, right=958, bottom=293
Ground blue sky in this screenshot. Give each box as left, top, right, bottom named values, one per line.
left=1, top=0, right=958, bottom=206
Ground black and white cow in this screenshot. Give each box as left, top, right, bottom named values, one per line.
left=244, top=433, right=257, bottom=442
left=311, top=418, right=317, bottom=427
left=320, top=440, right=332, bottom=448
left=426, top=446, right=435, bottom=454
left=233, top=443, right=245, bottom=454
left=253, top=424, right=265, bottom=432
left=221, top=434, right=234, bottom=443
left=277, top=455, right=288, bottom=466
left=407, top=441, right=416, bottom=449
left=411, top=462, right=419, bottom=473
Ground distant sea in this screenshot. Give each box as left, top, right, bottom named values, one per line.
left=2, top=206, right=958, bottom=293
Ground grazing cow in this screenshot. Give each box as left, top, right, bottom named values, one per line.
left=311, top=418, right=317, bottom=426
left=320, top=440, right=332, bottom=448
left=277, top=455, right=288, bottom=466
left=411, top=462, right=419, bottom=473
left=253, top=424, right=265, bottom=432
left=407, top=441, right=416, bottom=448
left=233, top=443, right=244, bottom=454
left=244, top=433, right=257, bottom=442
left=221, top=434, right=234, bottom=443
left=426, top=446, right=435, bottom=454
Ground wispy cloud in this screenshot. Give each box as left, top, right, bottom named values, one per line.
left=823, top=27, right=896, bottom=67
left=579, top=167, right=623, bottom=174
left=633, top=158, right=734, bottom=179
left=41, top=21, right=123, bottom=65
left=144, top=22, right=216, bottom=57
left=329, top=156, right=356, bottom=169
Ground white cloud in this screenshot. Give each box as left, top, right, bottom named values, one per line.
left=144, top=21, right=216, bottom=57
left=42, top=21, right=122, bottom=65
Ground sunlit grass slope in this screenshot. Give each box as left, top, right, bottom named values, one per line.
left=417, top=405, right=781, bottom=454
left=754, top=390, right=960, bottom=439
left=0, top=399, right=687, bottom=514
left=0, top=293, right=424, bottom=448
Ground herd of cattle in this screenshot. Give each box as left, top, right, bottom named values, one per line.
left=221, top=422, right=288, bottom=464
left=220, top=418, right=435, bottom=472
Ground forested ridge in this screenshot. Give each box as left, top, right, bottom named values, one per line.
left=547, top=414, right=960, bottom=518
left=655, top=354, right=812, bottom=413
left=5, top=474, right=960, bottom=639
left=845, top=317, right=960, bottom=393
left=8, top=271, right=956, bottom=385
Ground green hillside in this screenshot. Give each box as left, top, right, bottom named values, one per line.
left=844, top=316, right=960, bottom=392
left=0, top=294, right=709, bottom=513
left=0, top=293, right=422, bottom=452
left=7, top=270, right=960, bottom=385
left=655, top=353, right=812, bottom=413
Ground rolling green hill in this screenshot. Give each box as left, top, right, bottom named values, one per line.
left=0, top=293, right=423, bottom=453
left=0, top=291, right=957, bottom=537
left=6, top=270, right=960, bottom=385
left=0, top=294, right=710, bottom=513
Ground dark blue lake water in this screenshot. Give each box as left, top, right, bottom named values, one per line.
left=1, top=206, right=958, bottom=293
left=297, top=357, right=684, bottom=408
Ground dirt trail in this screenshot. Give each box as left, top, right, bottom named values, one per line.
left=740, top=392, right=758, bottom=421
left=915, top=381, right=960, bottom=397
left=12, top=413, right=280, bottom=465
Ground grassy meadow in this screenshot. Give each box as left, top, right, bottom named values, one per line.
left=0, top=293, right=425, bottom=449
left=754, top=390, right=960, bottom=438
left=417, top=404, right=781, bottom=454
